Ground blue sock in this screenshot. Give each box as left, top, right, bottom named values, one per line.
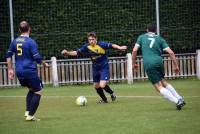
left=29, top=93, right=41, bottom=116
left=26, top=91, right=34, bottom=112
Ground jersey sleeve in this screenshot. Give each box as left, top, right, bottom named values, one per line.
left=160, top=37, right=169, bottom=51
left=76, top=44, right=89, bottom=56
left=6, top=41, right=15, bottom=58
left=99, top=42, right=113, bottom=49
left=30, top=40, right=42, bottom=63
left=135, top=35, right=142, bottom=48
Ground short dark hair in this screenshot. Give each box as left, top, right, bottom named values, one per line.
left=147, top=23, right=156, bottom=33
left=19, top=21, right=30, bottom=33
left=87, top=31, right=97, bottom=38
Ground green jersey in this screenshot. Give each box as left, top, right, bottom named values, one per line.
left=136, top=32, right=169, bottom=69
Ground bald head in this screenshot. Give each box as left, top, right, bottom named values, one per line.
left=19, top=21, right=30, bottom=33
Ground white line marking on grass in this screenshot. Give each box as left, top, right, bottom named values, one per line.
left=0, top=95, right=199, bottom=98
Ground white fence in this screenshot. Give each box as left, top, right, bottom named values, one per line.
left=0, top=52, right=199, bottom=87
left=56, top=56, right=127, bottom=85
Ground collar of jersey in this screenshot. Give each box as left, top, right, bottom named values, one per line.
left=20, top=34, right=29, bottom=37
left=147, top=32, right=156, bottom=35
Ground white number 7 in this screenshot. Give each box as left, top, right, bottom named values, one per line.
left=148, top=38, right=155, bottom=48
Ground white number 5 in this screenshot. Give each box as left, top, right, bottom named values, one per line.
left=148, top=38, right=155, bottom=48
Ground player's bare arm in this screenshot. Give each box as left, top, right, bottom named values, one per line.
left=165, top=48, right=180, bottom=74
left=7, top=58, right=14, bottom=79
left=112, top=44, right=127, bottom=51
left=6, top=57, right=14, bottom=79
left=61, top=49, right=78, bottom=56
left=132, top=44, right=139, bottom=71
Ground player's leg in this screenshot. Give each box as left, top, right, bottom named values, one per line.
left=156, top=82, right=185, bottom=110
left=146, top=66, right=184, bottom=110
left=99, top=66, right=116, bottom=101
left=26, top=77, right=43, bottom=121
left=99, top=81, right=116, bottom=102
left=17, top=77, right=33, bottom=117
left=93, top=71, right=108, bottom=103
left=161, top=79, right=183, bottom=100
left=25, top=89, right=34, bottom=117
left=26, top=90, right=42, bottom=121
left=153, top=81, right=178, bottom=104
left=161, top=79, right=186, bottom=108
left=94, top=82, right=108, bottom=103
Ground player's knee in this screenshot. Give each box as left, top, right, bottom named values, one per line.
left=94, top=83, right=100, bottom=89
left=34, top=90, right=42, bottom=96
left=161, top=79, right=169, bottom=87
left=94, top=85, right=100, bottom=89
left=153, top=82, right=163, bottom=92
left=99, top=80, right=107, bottom=88
left=28, top=88, right=33, bottom=91
left=99, top=84, right=106, bottom=89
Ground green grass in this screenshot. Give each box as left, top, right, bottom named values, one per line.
left=0, top=79, right=200, bottom=134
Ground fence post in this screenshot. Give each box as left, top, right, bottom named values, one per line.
left=126, top=53, right=133, bottom=84
left=51, top=57, right=59, bottom=86
left=196, top=50, right=200, bottom=80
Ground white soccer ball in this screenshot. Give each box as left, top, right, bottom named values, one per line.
left=76, top=96, right=87, bottom=106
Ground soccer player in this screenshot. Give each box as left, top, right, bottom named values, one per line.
left=6, top=21, right=48, bottom=121
left=61, top=32, right=127, bottom=103
left=132, top=23, right=186, bottom=110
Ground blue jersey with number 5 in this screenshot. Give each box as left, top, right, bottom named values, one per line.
left=6, top=36, right=42, bottom=78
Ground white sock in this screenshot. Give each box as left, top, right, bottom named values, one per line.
left=166, top=84, right=182, bottom=100
left=24, top=111, right=29, bottom=117
left=160, top=88, right=178, bottom=104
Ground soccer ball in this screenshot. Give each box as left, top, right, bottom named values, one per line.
left=76, top=96, right=87, bottom=106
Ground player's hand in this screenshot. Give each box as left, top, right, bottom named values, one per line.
left=61, top=49, right=68, bottom=56
left=133, top=64, right=139, bottom=72
left=42, top=60, right=49, bottom=67
left=8, top=68, right=14, bottom=80
left=173, top=66, right=180, bottom=75
left=43, top=62, right=49, bottom=68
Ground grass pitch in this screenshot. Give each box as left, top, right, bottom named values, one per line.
left=0, top=78, right=200, bottom=134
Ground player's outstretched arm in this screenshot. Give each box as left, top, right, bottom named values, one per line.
left=112, top=44, right=127, bottom=51
left=61, top=49, right=78, bottom=56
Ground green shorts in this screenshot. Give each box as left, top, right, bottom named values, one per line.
left=145, top=64, right=165, bottom=84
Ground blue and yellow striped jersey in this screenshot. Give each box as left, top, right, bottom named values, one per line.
left=77, top=41, right=112, bottom=66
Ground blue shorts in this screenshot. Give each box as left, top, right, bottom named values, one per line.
left=93, top=64, right=110, bottom=82
left=18, top=76, right=43, bottom=92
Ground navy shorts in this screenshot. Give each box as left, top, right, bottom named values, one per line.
left=93, top=64, right=110, bottom=82
left=18, top=77, right=43, bottom=92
